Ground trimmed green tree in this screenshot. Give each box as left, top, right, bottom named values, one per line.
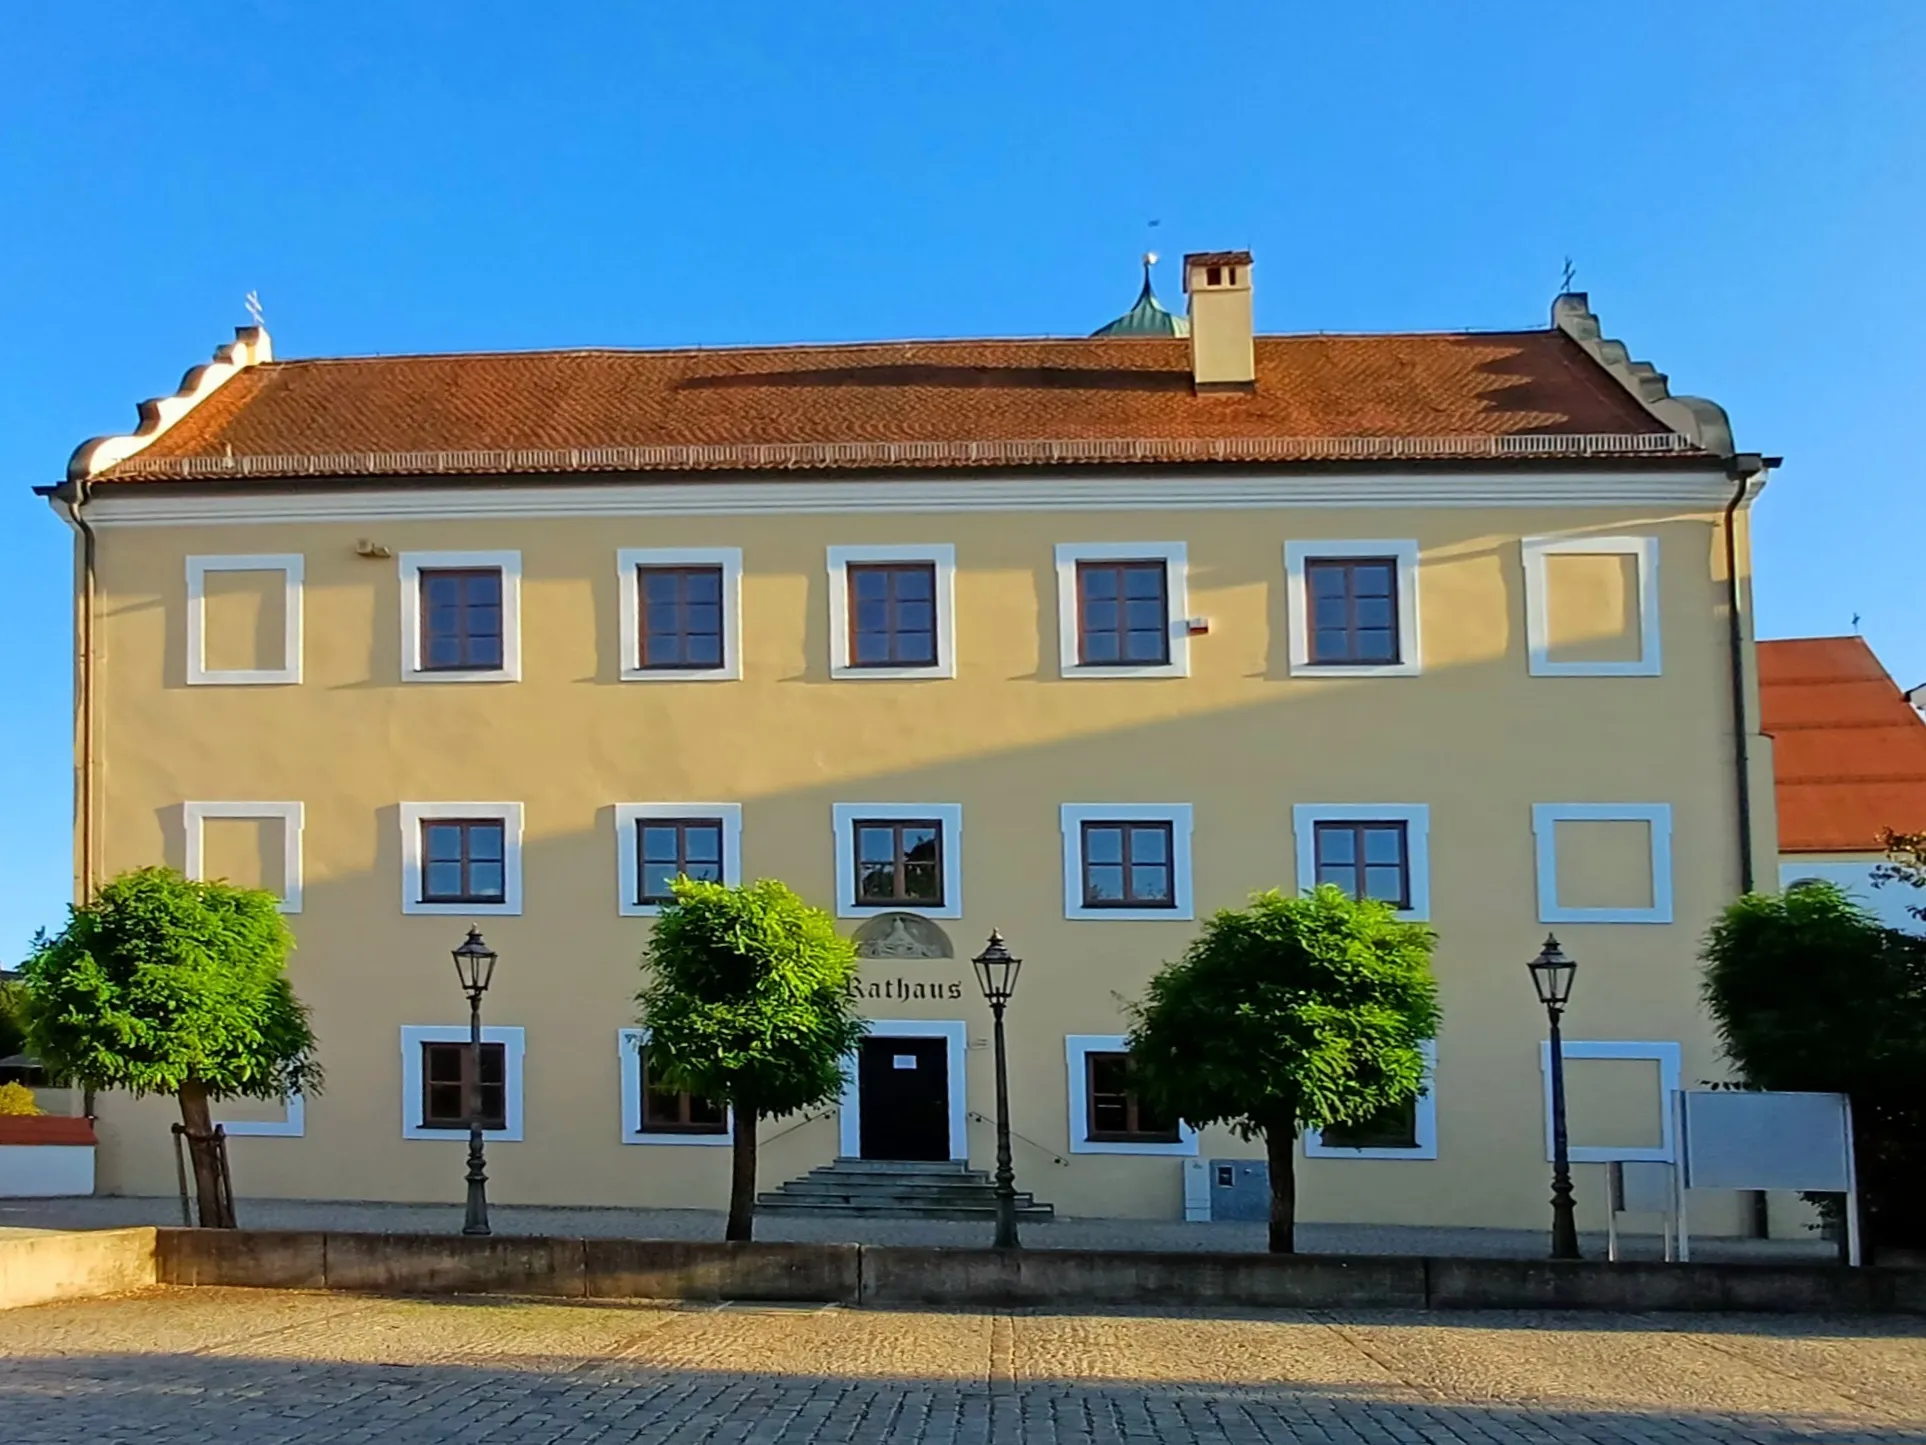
left=1126, top=886, right=1440, bottom=1253
left=1701, top=882, right=1926, bottom=1255
left=19, top=867, right=320, bottom=1228
left=638, top=877, right=866, bottom=1241
left=1875, top=829, right=1926, bottom=928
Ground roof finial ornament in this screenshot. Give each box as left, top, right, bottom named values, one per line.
left=1558, top=257, right=1577, bottom=297
left=244, top=290, right=265, bottom=330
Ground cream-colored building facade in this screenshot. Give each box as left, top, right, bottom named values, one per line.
left=47, top=256, right=1780, bottom=1231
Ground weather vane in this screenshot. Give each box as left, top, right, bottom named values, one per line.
left=245, top=290, right=265, bottom=329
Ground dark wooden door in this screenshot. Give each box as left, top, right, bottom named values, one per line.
left=858, top=1036, right=950, bottom=1160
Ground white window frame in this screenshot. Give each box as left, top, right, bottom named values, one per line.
left=214, top=1092, right=307, bottom=1139
left=827, top=544, right=957, bottom=680
left=399, top=549, right=522, bottom=683
left=831, top=802, right=964, bottom=919
left=1541, top=1039, right=1681, bottom=1163
left=185, top=554, right=304, bottom=686
left=183, top=800, right=305, bottom=913
left=836, top=1018, right=970, bottom=1161
left=1065, top=1034, right=1198, bottom=1157
left=618, top=1028, right=734, bottom=1145
left=1284, top=539, right=1422, bottom=678
left=613, top=803, right=743, bottom=917
left=1304, top=1041, right=1438, bottom=1160
left=1054, top=542, right=1190, bottom=679
left=1522, top=534, right=1661, bottom=677
left=400, top=1024, right=526, bottom=1142
left=1532, top=802, right=1673, bottom=924
left=1292, top=803, right=1431, bottom=922
left=1059, top=804, right=1194, bottom=921
left=400, top=801, right=524, bottom=916
left=617, top=546, right=742, bottom=683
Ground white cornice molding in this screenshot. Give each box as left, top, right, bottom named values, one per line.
left=81, top=469, right=1738, bottom=526
left=69, top=327, right=273, bottom=482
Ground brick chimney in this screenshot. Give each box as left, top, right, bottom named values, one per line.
left=1183, top=251, right=1254, bottom=391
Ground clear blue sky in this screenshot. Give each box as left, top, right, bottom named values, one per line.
left=1, top=3, right=1920, bottom=957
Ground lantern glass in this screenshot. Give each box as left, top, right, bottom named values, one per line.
left=971, top=931, right=1022, bottom=1005
left=1527, top=934, right=1576, bottom=1008
left=452, top=927, right=497, bottom=996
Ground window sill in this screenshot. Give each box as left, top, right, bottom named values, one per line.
left=1070, top=1134, right=1198, bottom=1157
left=404, top=668, right=519, bottom=685
left=829, top=663, right=955, bottom=681
left=1302, top=1141, right=1438, bottom=1161
left=838, top=900, right=961, bottom=920
left=625, top=1129, right=735, bottom=1147
left=619, top=665, right=739, bottom=683
left=1059, top=661, right=1188, bottom=681
left=1064, top=903, right=1194, bottom=922
left=1288, top=660, right=1421, bottom=679
left=404, top=1121, right=521, bottom=1142
left=404, top=898, right=522, bottom=917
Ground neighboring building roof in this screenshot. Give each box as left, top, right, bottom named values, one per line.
left=1759, top=636, right=1926, bottom=853
left=1091, top=262, right=1189, bottom=338
left=74, top=325, right=1705, bottom=485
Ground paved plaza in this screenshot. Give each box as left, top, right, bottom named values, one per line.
left=3, top=1287, right=1924, bottom=1444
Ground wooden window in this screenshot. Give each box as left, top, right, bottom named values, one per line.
left=847, top=562, right=937, bottom=668
left=1080, top=821, right=1175, bottom=908
left=1305, top=557, right=1399, bottom=665
left=636, top=565, right=725, bottom=670
left=420, top=1041, right=506, bottom=1129
left=1313, top=821, right=1410, bottom=908
left=1076, top=561, right=1169, bottom=666
left=637, top=1045, right=728, bottom=1135
left=418, top=567, right=505, bottom=671
left=636, top=819, right=725, bottom=905
left=1317, top=1097, right=1419, bottom=1151
left=1085, top=1052, right=1178, bottom=1142
left=853, top=819, right=943, bottom=906
left=420, top=820, right=507, bottom=904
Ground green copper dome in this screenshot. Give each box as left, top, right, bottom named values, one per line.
left=1092, top=257, right=1189, bottom=338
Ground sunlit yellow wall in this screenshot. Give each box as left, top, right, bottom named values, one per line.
left=77, top=488, right=1766, bottom=1232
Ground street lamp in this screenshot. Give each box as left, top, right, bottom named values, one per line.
left=971, top=930, right=1023, bottom=1250
left=451, top=927, right=498, bottom=1237
left=1528, top=933, right=1581, bottom=1261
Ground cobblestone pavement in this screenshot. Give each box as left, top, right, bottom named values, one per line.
left=0, top=1195, right=1834, bottom=1262
left=4, top=1289, right=1924, bottom=1443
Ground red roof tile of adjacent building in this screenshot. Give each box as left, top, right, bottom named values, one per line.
left=90, top=329, right=1693, bottom=483
left=1759, top=636, right=1926, bottom=852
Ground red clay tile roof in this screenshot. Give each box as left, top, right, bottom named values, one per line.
left=92, top=330, right=1694, bottom=483
left=1759, top=636, right=1926, bottom=852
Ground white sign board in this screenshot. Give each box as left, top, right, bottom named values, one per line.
left=1675, top=1090, right=1858, bottom=1265
left=1680, top=1090, right=1853, bottom=1192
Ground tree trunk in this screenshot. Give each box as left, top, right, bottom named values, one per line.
left=176, top=1080, right=233, bottom=1229
left=726, top=1103, right=758, bottom=1242
left=1264, top=1123, right=1297, bottom=1254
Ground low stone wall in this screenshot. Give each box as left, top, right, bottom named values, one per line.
left=155, top=1229, right=862, bottom=1304
left=860, top=1246, right=1429, bottom=1309
left=5, top=1227, right=1919, bottom=1315
left=0, top=1227, right=156, bottom=1311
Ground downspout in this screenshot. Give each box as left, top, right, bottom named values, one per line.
left=69, top=475, right=98, bottom=903
left=1722, top=455, right=1771, bottom=896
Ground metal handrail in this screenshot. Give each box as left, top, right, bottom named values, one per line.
left=967, top=1110, right=1069, bottom=1166
left=759, top=1108, right=835, bottom=1148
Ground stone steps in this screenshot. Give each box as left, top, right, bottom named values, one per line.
left=757, top=1158, right=1056, bottom=1221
